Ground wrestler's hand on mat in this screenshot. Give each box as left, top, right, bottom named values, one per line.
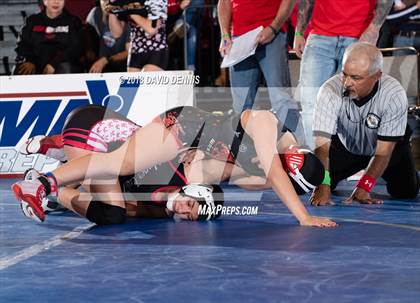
left=293, top=35, right=306, bottom=58
left=310, top=185, right=334, bottom=206
left=219, top=35, right=232, bottom=57
left=256, top=26, right=275, bottom=45
left=344, top=187, right=383, bottom=205
left=300, top=215, right=337, bottom=228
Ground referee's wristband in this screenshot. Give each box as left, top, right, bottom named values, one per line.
left=295, top=30, right=304, bottom=37
left=357, top=174, right=376, bottom=193
left=322, top=170, right=331, bottom=186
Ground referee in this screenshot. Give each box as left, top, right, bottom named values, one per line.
left=311, top=42, right=419, bottom=205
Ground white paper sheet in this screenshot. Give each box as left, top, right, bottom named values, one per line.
left=221, top=26, right=263, bottom=68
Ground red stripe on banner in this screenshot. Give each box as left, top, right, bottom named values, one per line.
left=0, top=92, right=87, bottom=98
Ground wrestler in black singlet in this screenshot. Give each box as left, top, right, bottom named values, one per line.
left=119, top=160, right=188, bottom=205
left=155, top=106, right=286, bottom=176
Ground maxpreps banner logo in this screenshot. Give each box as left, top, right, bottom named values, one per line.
left=0, top=71, right=194, bottom=175
left=0, top=73, right=140, bottom=175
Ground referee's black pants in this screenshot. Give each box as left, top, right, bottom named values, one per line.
left=329, top=135, right=419, bottom=199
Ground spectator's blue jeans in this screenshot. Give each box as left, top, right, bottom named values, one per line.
left=393, top=34, right=420, bottom=53
left=229, top=32, right=305, bottom=143
left=299, top=34, right=357, bottom=148
left=186, top=0, right=204, bottom=70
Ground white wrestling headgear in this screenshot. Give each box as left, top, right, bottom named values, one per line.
left=166, top=184, right=224, bottom=221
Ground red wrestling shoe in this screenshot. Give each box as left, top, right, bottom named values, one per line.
left=11, top=179, right=47, bottom=222
left=11, top=173, right=58, bottom=222
left=23, top=169, right=65, bottom=213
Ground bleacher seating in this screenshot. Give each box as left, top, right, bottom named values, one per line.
left=0, top=0, right=40, bottom=75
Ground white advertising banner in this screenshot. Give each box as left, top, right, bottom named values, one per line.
left=0, top=71, right=195, bottom=176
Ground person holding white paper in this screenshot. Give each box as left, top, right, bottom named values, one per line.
left=220, top=26, right=263, bottom=68
left=217, top=0, right=305, bottom=144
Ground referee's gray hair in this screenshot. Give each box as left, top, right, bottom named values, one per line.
left=343, top=42, right=383, bottom=75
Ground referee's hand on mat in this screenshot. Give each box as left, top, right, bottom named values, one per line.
left=344, top=187, right=383, bottom=205
left=310, top=184, right=334, bottom=206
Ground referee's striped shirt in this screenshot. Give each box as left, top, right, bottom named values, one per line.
left=313, top=74, right=408, bottom=156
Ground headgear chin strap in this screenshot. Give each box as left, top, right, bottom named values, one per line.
left=288, top=168, right=317, bottom=193
left=166, top=193, right=179, bottom=212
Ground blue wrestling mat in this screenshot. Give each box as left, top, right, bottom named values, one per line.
left=1, top=178, right=419, bottom=303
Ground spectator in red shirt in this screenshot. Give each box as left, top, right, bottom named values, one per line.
left=293, top=0, right=393, bottom=148
left=218, top=0, right=305, bottom=144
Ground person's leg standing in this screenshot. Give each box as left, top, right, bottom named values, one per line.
left=186, top=0, right=205, bottom=70
left=186, top=18, right=197, bottom=70
left=229, top=55, right=261, bottom=112
left=258, top=31, right=305, bottom=144
left=299, top=34, right=343, bottom=148
left=335, top=36, right=358, bottom=72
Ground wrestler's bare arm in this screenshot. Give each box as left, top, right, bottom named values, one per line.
left=184, top=131, right=299, bottom=189
left=240, top=110, right=337, bottom=227
left=186, top=157, right=270, bottom=188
